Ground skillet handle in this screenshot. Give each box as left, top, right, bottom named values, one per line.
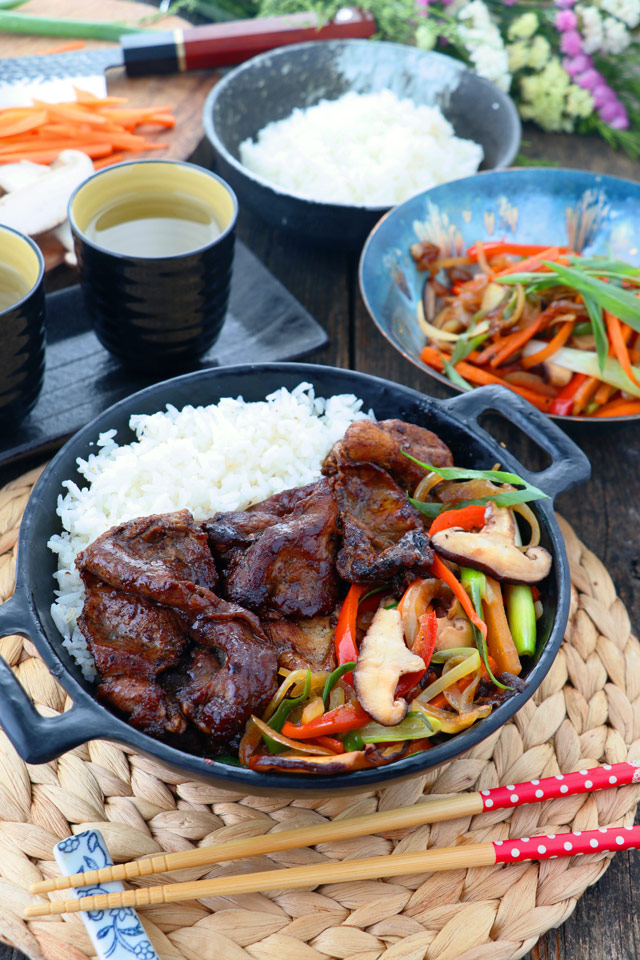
left=441, top=385, right=591, bottom=499
left=0, top=592, right=103, bottom=764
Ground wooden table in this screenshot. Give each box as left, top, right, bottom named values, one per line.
left=0, top=60, right=639, bottom=960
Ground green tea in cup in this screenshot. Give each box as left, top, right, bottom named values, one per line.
left=83, top=192, right=222, bottom=258
left=0, top=261, right=32, bottom=312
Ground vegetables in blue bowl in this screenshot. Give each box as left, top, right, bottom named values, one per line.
left=359, top=168, right=640, bottom=423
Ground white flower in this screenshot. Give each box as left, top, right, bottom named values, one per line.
left=600, top=0, right=640, bottom=28
left=577, top=5, right=604, bottom=53
left=470, top=45, right=512, bottom=91
left=601, top=14, right=633, bottom=50
left=457, top=0, right=512, bottom=91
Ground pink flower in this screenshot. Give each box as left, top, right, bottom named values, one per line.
left=555, top=0, right=577, bottom=8
left=564, top=52, right=592, bottom=74
left=560, top=30, right=583, bottom=55
left=555, top=9, right=577, bottom=29
left=576, top=68, right=601, bottom=91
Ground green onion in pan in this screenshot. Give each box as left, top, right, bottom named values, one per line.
left=321, top=661, right=355, bottom=707
left=460, top=567, right=508, bottom=689
left=505, top=584, right=537, bottom=656
left=342, top=711, right=441, bottom=752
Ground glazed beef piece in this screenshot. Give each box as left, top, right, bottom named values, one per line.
left=78, top=575, right=187, bottom=679
left=264, top=615, right=336, bottom=672
left=333, top=462, right=433, bottom=584
left=206, top=482, right=317, bottom=556
left=323, top=418, right=453, bottom=493
left=76, top=510, right=277, bottom=748
left=76, top=509, right=219, bottom=607
left=171, top=590, right=278, bottom=745
left=98, top=676, right=187, bottom=738
left=206, top=478, right=340, bottom=620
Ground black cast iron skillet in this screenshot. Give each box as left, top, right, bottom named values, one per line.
left=0, top=363, right=590, bottom=796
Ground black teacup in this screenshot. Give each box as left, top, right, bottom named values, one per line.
left=0, top=226, right=45, bottom=430
left=68, top=160, right=238, bottom=372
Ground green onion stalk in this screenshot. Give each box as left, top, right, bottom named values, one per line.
left=342, top=711, right=440, bottom=752
left=0, top=11, right=140, bottom=39
left=460, top=567, right=508, bottom=689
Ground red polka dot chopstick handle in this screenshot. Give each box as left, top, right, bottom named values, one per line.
left=494, top=825, right=640, bottom=864
left=479, top=761, right=640, bottom=812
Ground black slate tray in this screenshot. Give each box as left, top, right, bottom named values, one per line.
left=0, top=241, right=328, bottom=469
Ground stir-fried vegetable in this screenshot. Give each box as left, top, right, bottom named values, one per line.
left=505, top=584, right=537, bottom=656
left=236, top=442, right=552, bottom=775
left=343, top=711, right=441, bottom=751
left=413, top=241, right=640, bottom=418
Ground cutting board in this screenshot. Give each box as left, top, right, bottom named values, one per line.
left=0, top=0, right=216, bottom=162
left=0, top=0, right=218, bottom=268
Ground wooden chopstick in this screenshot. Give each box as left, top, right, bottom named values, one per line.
left=29, top=760, right=640, bottom=895
left=25, top=823, right=640, bottom=918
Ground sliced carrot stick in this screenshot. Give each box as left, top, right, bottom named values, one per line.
left=31, top=100, right=108, bottom=126
left=0, top=111, right=47, bottom=138
left=606, top=313, right=640, bottom=389
left=93, top=152, right=125, bottom=170
left=420, top=346, right=554, bottom=412
left=571, top=376, right=600, bottom=415
left=520, top=320, right=575, bottom=369
left=34, top=40, right=86, bottom=55
left=493, top=247, right=560, bottom=278
left=488, top=318, right=546, bottom=368
left=593, top=399, right=640, bottom=417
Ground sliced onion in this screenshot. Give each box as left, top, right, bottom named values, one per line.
left=413, top=471, right=445, bottom=501
left=412, top=700, right=492, bottom=733
left=417, top=299, right=489, bottom=343
left=442, top=658, right=481, bottom=713
left=399, top=579, right=445, bottom=646
left=417, top=649, right=480, bottom=704
left=511, top=502, right=541, bottom=549
left=251, top=716, right=336, bottom=755
left=239, top=718, right=262, bottom=766
left=262, top=668, right=309, bottom=722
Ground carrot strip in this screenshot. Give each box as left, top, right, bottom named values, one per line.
left=143, top=113, right=176, bottom=128
left=593, top=382, right=616, bottom=406
left=93, top=152, right=125, bottom=170
left=0, top=111, right=47, bottom=138
left=520, top=320, right=574, bottom=369
left=488, top=319, right=546, bottom=368
left=593, top=399, right=640, bottom=417
left=420, top=346, right=554, bottom=412
left=493, top=247, right=561, bottom=278
left=431, top=554, right=487, bottom=638
left=34, top=40, right=86, bottom=55
left=606, top=313, right=640, bottom=389
left=31, top=100, right=108, bottom=126
left=570, top=376, right=599, bottom=416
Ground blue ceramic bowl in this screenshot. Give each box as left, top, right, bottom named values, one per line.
left=203, top=39, right=521, bottom=248
left=359, top=168, right=640, bottom=423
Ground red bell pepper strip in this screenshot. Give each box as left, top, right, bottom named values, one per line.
left=428, top=505, right=486, bottom=537
left=466, top=241, right=571, bottom=260
left=334, top=583, right=367, bottom=684
left=314, top=736, right=346, bottom=754
left=549, top=373, right=588, bottom=416
left=282, top=701, right=370, bottom=739
left=431, top=554, right=487, bottom=638
left=395, top=608, right=438, bottom=699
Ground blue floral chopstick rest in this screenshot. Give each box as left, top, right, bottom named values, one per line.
left=54, top=829, right=159, bottom=960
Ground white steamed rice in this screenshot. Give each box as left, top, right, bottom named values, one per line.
left=48, top=384, right=370, bottom=680
left=239, top=89, right=484, bottom=207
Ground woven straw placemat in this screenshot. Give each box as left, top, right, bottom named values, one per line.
left=0, top=464, right=638, bottom=960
